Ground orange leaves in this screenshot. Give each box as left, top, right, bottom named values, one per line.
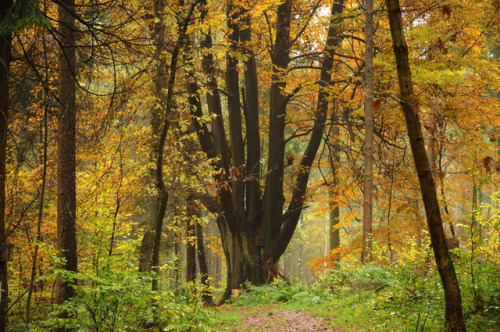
left=372, top=99, right=383, bottom=112
left=308, top=246, right=350, bottom=275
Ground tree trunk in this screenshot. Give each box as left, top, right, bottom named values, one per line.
left=188, top=0, right=344, bottom=302
left=138, top=1, right=199, bottom=291
left=386, top=0, right=466, bottom=330
left=196, top=222, right=213, bottom=305
left=215, top=249, right=222, bottom=286
left=27, top=106, right=48, bottom=323
left=329, top=171, right=340, bottom=252
left=361, top=0, right=374, bottom=264
left=138, top=0, right=168, bottom=277
left=186, top=195, right=197, bottom=283
left=329, top=104, right=342, bottom=255
left=217, top=221, right=266, bottom=301
left=0, top=1, right=13, bottom=329
left=56, top=0, right=78, bottom=327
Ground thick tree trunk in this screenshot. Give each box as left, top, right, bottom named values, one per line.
left=386, top=0, right=466, bottom=330
left=361, top=0, right=374, bottom=264
left=217, top=221, right=266, bottom=301
left=56, top=0, right=78, bottom=327
left=188, top=0, right=344, bottom=302
left=262, top=0, right=293, bottom=263
left=225, top=3, right=245, bottom=217
left=0, top=1, right=13, bottom=329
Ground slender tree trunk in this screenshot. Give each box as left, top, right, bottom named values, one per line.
left=329, top=165, right=340, bottom=253
left=386, top=165, right=394, bottom=261
left=361, top=0, right=374, bottom=264
left=195, top=222, right=213, bottom=305
left=26, top=107, right=48, bottom=323
left=215, top=247, right=222, bottom=286
left=56, top=0, right=78, bottom=327
left=329, top=105, right=342, bottom=256
left=0, top=1, right=13, bottom=329
left=386, top=0, right=466, bottom=330
left=138, top=1, right=199, bottom=291
left=272, top=0, right=345, bottom=261
left=138, top=0, right=168, bottom=276
left=186, top=195, right=197, bottom=283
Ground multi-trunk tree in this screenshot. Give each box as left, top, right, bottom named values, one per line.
left=186, top=0, right=345, bottom=300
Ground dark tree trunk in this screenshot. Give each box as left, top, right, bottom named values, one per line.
left=56, top=0, right=78, bottom=326
left=329, top=106, right=342, bottom=255
left=138, top=0, right=169, bottom=277
left=361, top=0, right=374, bottom=264
left=188, top=0, right=345, bottom=302
left=27, top=107, right=48, bottom=323
left=195, top=222, right=213, bottom=305
left=186, top=195, right=197, bottom=283
left=0, top=1, right=13, bottom=329
left=386, top=0, right=466, bottom=330
left=216, top=218, right=265, bottom=301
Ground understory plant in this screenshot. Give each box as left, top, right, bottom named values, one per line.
left=20, top=254, right=210, bottom=331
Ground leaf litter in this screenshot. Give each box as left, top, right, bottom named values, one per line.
left=215, top=305, right=341, bottom=331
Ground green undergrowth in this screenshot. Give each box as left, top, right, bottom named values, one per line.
left=13, top=254, right=212, bottom=331
left=213, top=259, right=499, bottom=332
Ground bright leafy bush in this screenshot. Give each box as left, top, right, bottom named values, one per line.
left=19, top=255, right=210, bottom=331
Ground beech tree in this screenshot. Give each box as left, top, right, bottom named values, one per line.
left=186, top=0, right=345, bottom=300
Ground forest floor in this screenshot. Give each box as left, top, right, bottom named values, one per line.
left=211, top=304, right=341, bottom=331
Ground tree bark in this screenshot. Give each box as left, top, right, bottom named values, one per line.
left=329, top=129, right=341, bottom=253
left=362, top=0, right=374, bottom=264
left=0, top=1, right=13, bottom=329
left=226, top=3, right=245, bottom=217
left=186, top=195, right=197, bottom=283
left=27, top=106, right=48, bottom=323
left=386, top=0, right=466, bottom=330
left=56, top=0, right=78, bottom=327
left=195, top=222, right=213, bottom=305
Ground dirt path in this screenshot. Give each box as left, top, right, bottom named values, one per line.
left=215, top=305, right=340, bottom=331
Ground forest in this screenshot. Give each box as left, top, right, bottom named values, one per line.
left=0, top=0, right=498, bottom=331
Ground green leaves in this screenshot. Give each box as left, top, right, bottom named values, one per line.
left=0, top=0, right=50, bottom=36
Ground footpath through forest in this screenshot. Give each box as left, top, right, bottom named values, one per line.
left=213, top=305, right=341, bottom=331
